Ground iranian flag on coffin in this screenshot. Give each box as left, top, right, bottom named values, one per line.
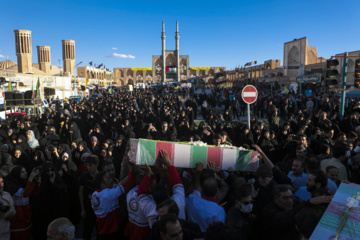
left=128, top=139, right=259, bottom=172
left=166, top=66, right=177, bottom=74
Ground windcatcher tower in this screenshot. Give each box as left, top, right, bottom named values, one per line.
left=62, top=40, right=75, bottom=75
left=37, top=46, right=51, bottom=74
left=14, top=30, right=32, bottom=73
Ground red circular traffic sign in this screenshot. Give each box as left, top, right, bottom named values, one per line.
left=242, top=85, right=258, bottom=104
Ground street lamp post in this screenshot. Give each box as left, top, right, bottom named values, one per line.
left=73, top=61, right=83, bottom=96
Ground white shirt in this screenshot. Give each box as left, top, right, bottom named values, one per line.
left=186, top=190, right=225, bottom=232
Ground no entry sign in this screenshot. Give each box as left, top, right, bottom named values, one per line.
left=242, top=85, right=258, bottom=104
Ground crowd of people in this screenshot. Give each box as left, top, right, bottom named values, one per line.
left=0, top=86, right=360, bottom=240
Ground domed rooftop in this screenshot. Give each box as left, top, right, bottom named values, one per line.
left=0, top=60, right=17, bottom=70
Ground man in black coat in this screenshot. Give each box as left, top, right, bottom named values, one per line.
left=253, top=164, right=277, bottom=215
left=259, top=185, right=299, bottom=240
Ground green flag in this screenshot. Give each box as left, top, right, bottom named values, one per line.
left=8, top=79, right=13, bottom=91
left=36, top=77, right=40, bottom=98
left=32, top=80, right=34, bottom=98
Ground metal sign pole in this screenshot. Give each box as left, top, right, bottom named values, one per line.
left=247, top=103, right=251, bottom=129
left=339, top=52, right=348, bottom=121
left=242, top=85, right=257, bottom=129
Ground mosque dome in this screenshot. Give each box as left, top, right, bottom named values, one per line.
left=0, top=60, right=17, bottom=70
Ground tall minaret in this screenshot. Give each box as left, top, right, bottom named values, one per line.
left=175, top=20, right=180, bottom=82
left=162, top=21, right=166, bottom=82
left=175, top=20, right=179, bottom=51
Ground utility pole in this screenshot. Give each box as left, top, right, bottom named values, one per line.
left=339, top=52, right=348, bottom=121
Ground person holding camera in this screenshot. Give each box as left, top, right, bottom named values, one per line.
left=44, top=144, right=59, bottom=162
left=145, top=124, right=157, bottom=140
left=0, top=174, right=16, bottom=240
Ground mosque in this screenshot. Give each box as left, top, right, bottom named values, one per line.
left=112, top=21, right=226, bottom=86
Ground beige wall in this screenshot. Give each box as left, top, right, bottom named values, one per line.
left=50, top=65, right=63, bottom=75
left=283, top=37, right=307, bottom=78
left=283, top=37, right=326, bottom=80
left=77, top=66, right=112, bottom=81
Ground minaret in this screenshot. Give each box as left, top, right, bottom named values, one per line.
left=14, top=30, right=32, bottom=73
left=175, top=20, right=180, bottom=82
left=62, top=40, right=75, bottom=76
left=162, top=21, right=166, bottom=82
left=37, top=46, right=51, bottom=74
left=175, top=20, right=179, bottom=50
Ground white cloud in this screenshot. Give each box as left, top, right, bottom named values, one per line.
left=112, top=47, right=117, bottom=50
left=0, top=54, right=5, bottom=58
left=107, top=53, right=135, bottom=59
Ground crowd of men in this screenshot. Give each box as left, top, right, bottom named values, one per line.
left=0, top=86, right=360, bottom=240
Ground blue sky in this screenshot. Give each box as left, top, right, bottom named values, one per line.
left=1, top=0, right=359, bottom=71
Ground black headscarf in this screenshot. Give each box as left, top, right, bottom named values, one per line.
left=30, top=150, right=46, bottom=170
left=4, top=165, right=27, bottom=196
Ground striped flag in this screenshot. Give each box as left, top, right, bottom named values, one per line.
left=128, top=139, right=259, bottom=172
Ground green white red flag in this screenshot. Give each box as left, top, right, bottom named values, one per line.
left=128, top=138, right=259, bottom=172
